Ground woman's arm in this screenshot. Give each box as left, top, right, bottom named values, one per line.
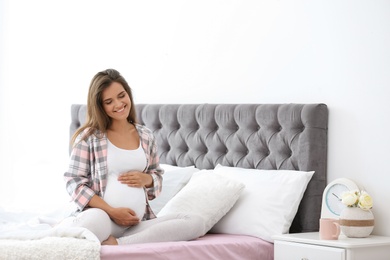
left=64, top=136, right=96, bottom=211
left=137, top=125, right=164, bottom=200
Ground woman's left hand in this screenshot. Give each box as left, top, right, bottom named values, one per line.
left=118, top=171, right=153, bottom=188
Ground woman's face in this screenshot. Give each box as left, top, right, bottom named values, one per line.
left=101, top=82, right=131, bottom=122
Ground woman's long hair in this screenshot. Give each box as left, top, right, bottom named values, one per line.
left=71, top=69, right=137, bottom=145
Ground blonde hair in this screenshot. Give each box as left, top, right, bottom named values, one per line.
left=71, top=69, right=137, bottom=144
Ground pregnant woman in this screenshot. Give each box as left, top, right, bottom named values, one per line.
left=63, top=69, right=204, bottom=245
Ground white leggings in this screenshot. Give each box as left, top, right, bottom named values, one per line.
left=61, top=208, right=205, bottom=244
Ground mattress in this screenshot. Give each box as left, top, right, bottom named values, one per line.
left=100, top=233, right=274, bottom=260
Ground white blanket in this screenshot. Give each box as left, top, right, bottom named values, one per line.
left=0, top=237, right=100, bottom=260
left=0, top=206, right=100, bottom=260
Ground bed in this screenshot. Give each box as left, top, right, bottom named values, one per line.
left=70, top=103, right=328, bottom=260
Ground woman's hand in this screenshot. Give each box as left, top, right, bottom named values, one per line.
left=87, top=195, right=140, bottom=226
left=107, top=207, right=140, bottom=226
left=118, top=171, right=153, bottom=188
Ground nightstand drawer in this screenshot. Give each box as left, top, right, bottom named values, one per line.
left=274, top=240, right=345, bottom=260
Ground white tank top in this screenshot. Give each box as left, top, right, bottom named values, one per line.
left=103, top=139, right=148, bottom=218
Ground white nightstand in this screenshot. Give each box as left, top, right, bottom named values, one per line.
left=273, top=232, right=390, bottom=260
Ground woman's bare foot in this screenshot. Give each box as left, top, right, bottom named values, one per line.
left=101, top=235, right=118, bottom=245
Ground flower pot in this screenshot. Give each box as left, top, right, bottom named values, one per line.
left=339, top=207, right=374, bottom=238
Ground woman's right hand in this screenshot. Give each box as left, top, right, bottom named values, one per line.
left=87, top=195, right=140, bottom=226
left=108, top=207, right=140, bottom=226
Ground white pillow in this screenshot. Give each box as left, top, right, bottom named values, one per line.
left=158, top=170, right=245, bottom=234
left=149, top=164, right=199, bottom=214
left=209, top=164, right=314, bottom=242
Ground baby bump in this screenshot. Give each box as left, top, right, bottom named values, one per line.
left=104, top=175, right=147, bottom=218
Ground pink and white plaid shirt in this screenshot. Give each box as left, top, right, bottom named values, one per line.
left=64, top=124, right=164, bottom=220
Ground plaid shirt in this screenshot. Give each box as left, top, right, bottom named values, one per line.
left=64, top=124, right=164, bottom=220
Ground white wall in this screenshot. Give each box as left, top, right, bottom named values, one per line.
left=1, top=0, right=389, bottom=235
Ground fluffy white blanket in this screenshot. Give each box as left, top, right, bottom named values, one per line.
left=0, top=207, right=100, bottom=260
left=0, top=237, right=100, bottom=260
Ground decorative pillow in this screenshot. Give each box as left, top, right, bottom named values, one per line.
left=158, top=170, right=245, bottom=234
left=209, top=164, right=314, bottom=242
left=149, top=164, right=200, bottom=214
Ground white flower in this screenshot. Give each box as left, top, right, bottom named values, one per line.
left=341, top=190, right=359, bottom=207
left=358, top=191, right=373, bottom=210
left=341, top=190, right=373, bottom=210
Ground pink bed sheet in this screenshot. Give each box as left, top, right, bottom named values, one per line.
left=100, top=233, right=274, bottom=260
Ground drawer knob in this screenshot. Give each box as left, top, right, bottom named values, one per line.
left=301, top=258, right=309, bottom=260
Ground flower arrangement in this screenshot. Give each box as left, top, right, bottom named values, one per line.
left=341, top=190, right=373, bottom=210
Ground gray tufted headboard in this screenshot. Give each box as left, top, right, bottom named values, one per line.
left=70, top=103, right=328, bottom=233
